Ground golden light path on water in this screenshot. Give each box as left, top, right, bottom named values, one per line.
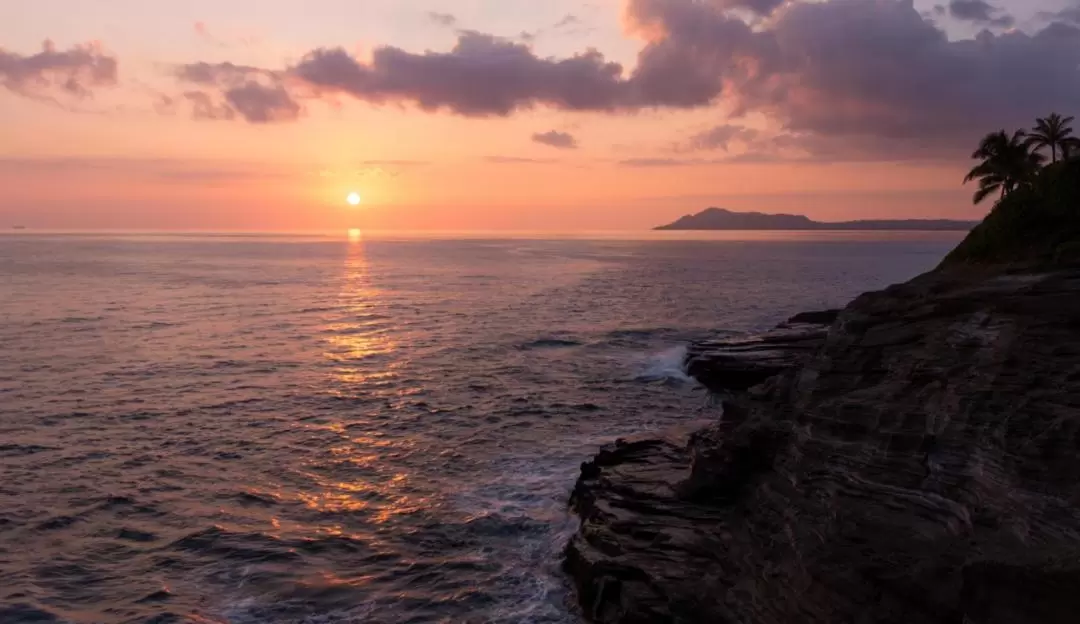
left=292, top=232, right=426, bottom=537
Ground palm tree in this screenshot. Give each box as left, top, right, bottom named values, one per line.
left=1027, top=113, right=1075, bottom=163
left=964, top=130, right=1045, bottom=204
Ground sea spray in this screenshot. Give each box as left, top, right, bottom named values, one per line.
left=634, top=344, right=693, bottom=384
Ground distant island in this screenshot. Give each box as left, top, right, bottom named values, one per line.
left=654, top=207, right=978, bottom=231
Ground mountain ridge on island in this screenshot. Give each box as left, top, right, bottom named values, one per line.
left=655, top=207, right=978, bottom=231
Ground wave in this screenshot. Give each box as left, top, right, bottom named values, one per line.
left=518, top=338, right=584, bottom=350
left=0, top=603, right=64, bottom=623
left=633, top=345, right=693, bottom=384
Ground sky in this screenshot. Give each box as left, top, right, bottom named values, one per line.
left=2, top=0, right=1079, bottom=230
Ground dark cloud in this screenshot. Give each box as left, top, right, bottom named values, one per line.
left=291, top=32, right=631, bottom=116
left=0, top=40, right=117, bottom=101
left=718, top=0, right=787, bottom=16
left=532, top=130, right=579, bottom=149
left=224, top=82, right=299, bottom=122
left=947, top=0, right=1015, bottom=28
left=173, top=62, right=300, bottom=123
left=732, top=0, right=1074, bottom=145
left=428, top=12, right=457, bottom=27
left=620, top=0, right=1080, bottom=157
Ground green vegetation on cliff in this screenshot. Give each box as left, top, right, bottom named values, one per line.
left=943, top=114, right=1080, bottom=268
left=944, top=160, right=1080, bottom=268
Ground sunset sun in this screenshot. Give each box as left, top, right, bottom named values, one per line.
left=346, top=192, right=362, bottom=206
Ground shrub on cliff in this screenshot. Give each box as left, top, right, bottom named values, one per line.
left=942, top=159, right=1080, bottom=268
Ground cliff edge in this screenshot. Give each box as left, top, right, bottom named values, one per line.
left=565, top=164, right=1080, bottom=623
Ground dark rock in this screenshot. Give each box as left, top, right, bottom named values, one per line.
left=785, top=309, right=841, bottom=326
left=961, top=553, right=1080, bottom=624
left=566, top=267, right=1080, bottom=623
left=685, top=310, right=835, bottom=393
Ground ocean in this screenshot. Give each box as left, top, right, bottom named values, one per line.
left=0, top=231, right=960, bottom=623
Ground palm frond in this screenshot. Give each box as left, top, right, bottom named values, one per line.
left=972, top=182, right=1001, bottom=205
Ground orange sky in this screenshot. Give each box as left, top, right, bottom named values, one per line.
left=0, top=0, right=1069, bottom=230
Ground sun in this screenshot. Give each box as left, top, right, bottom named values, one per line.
left=346, top=192, right=362, bottom=206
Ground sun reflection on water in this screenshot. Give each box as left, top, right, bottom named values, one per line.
left=322, top=233, right=397, bottom=389
left=298, top=232, right=426, bottom=533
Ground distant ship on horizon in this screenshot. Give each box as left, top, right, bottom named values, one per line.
left=12, top=225, right=27, bottom=230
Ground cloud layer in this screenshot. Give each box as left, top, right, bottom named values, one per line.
left=157, top=0, right=1080, bottom=158
left=0, top=40, right=117, bottom=101
left=174, top=62, right=300, bottom=123
left=939, top=0, right=1015, bottom=28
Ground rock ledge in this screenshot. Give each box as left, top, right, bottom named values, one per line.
left=565, top=268, right=1080, bottom=624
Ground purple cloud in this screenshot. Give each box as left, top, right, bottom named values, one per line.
left=165, top=0, right=1080, bottom=160
left=0, top=40, right=117, bottom=101
left=629, top=0, right=1080, bottom=155
left=683, top=125, right=759, bottom=151
left=291, top=33, right=631, bottom=116
left=173, top=62, right=300, bottom=123
left=947, top=0, right=1015, bottom=28
left=532, top=130, right=579, bottom=149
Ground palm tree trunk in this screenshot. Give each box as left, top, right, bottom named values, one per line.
left=1053, top=144, right=1058, bottom=164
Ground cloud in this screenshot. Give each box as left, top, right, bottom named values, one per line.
left=0, top=40, right=117, bottom=101
left=225, top=82, right=299, bottom=122
left=428, top=12, right=457, bottom=27
left=946, top=0, right=1014, bottom=28
left=166, top=0, right=1080, bottom=161
left=290, top=32, right=633, bottom=117
left=173, top=62, right=300, bottom=123
left=486, top=156, right=559, bottom=164
left=0, top=156, right=292, bottom=183
left=532, top=130, right=579, bottom=149
left=1039, top=3, right=1080, bottom=25
left=682, top=124, right=759, bottom=151
left=619, top=157, right=707, bottom=167
left=625, top=0, right=1080, bottom=156
left=716, top=0, right=787, bottom=16
left=555, top=15, right=582, bottom=28
left=183, top=90, right=235, bottom=120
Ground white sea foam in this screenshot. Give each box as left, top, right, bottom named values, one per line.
left=634, top=344, right=692, bottom=384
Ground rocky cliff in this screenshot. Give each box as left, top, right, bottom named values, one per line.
left=564, top=265, right=1080, bottom=623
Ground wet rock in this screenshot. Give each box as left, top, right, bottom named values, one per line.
left=566, top=267, right=1080, bottom=623
left=685, top=310, right=835, bottom=393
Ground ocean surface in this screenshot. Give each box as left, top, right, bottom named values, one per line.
left=0, top=231, right=961, bottom=623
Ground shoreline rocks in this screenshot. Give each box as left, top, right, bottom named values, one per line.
left=564, top=268, right=1080, bottom=623
left=685, top=309, right=838, bottom=394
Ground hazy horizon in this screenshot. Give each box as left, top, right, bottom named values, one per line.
left=3, top=0, right=1078, bottom=230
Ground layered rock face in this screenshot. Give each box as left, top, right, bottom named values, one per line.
left=685, top=310, right=837, bottom=394
left=565, top=267, right=1080, bottom=624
